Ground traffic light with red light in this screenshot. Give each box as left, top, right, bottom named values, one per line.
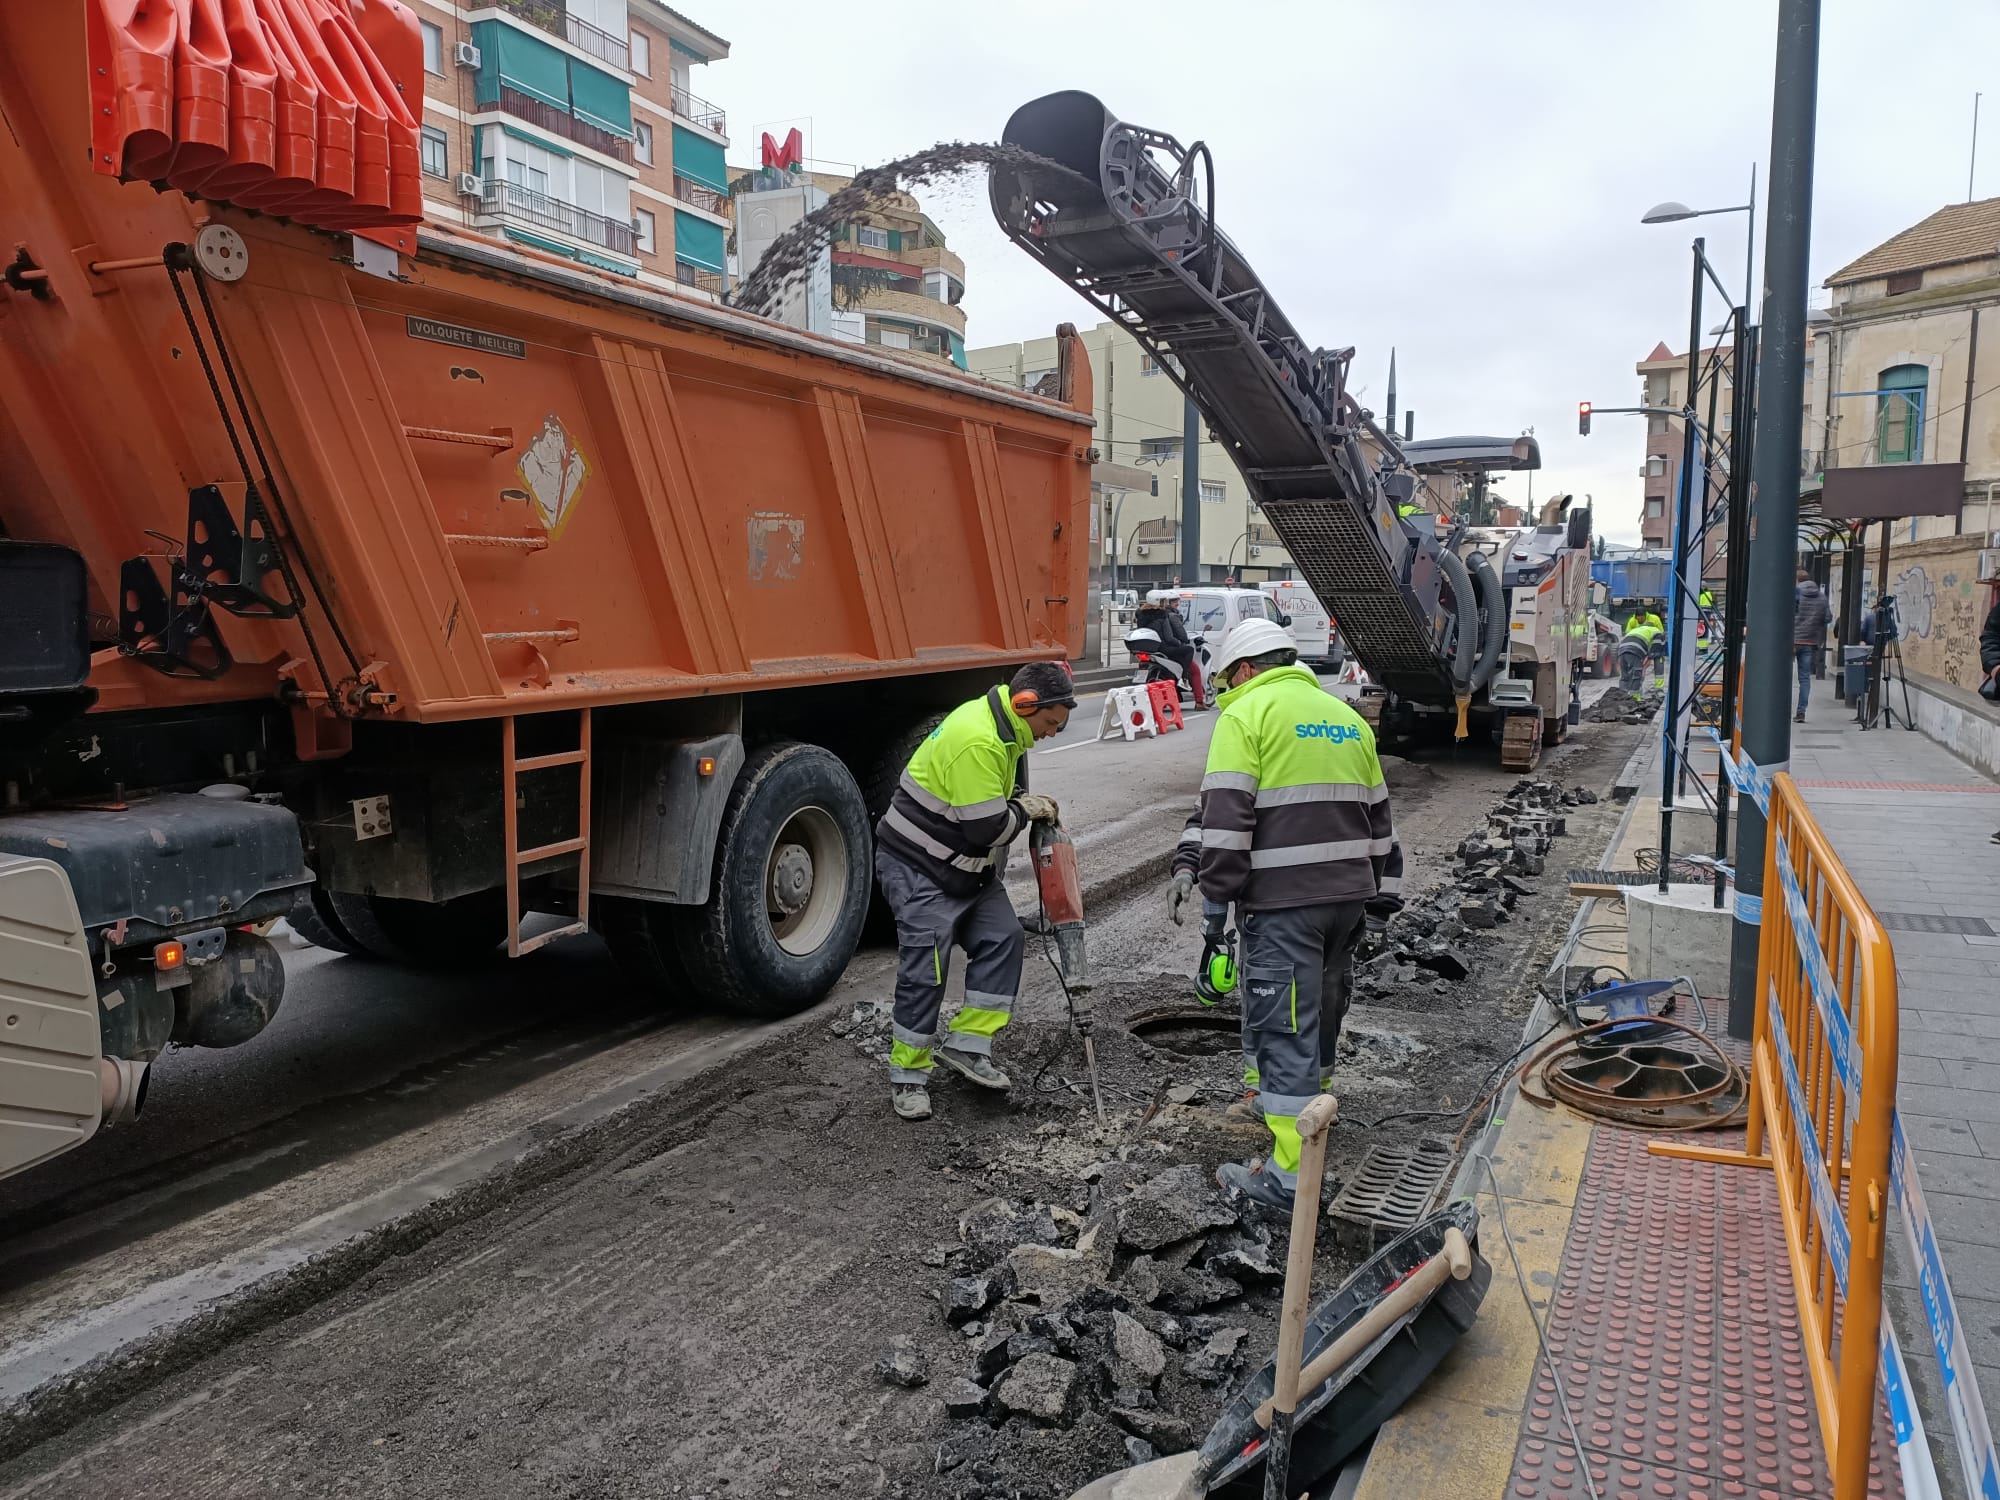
left=1578, top=401, right=1592, bottom=436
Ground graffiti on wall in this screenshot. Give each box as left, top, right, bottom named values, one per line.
left=1887, top=556, right=1991, bottom=691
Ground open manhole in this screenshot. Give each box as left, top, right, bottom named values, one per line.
left=1128, top=1003, right=1241, bottom=1059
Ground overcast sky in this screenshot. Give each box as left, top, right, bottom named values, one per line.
left=702, top=1, right=2000, bottom=546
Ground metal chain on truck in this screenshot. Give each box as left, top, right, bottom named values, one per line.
left=165, top=247, right=365, bottom=714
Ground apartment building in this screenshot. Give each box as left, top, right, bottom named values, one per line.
left=407, top=0, right=730, bottom=299
left=729, top=166, right=969, bottom=367
left=968, top=322, right=1295, bottom=585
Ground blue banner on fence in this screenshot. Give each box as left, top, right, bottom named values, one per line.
left=1709, top=729, right=1772, bottom=815
left=1769, top=827, right=1863, bottom=1101
left=1891, top=1115, right=2000, bottom=1500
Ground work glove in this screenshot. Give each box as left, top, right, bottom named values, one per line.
left=1016, top=793, right=1061, bottom=825
left=1166, top=869, right=1195, bottom=926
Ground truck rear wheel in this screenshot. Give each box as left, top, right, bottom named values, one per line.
left=289, top=884, right=364, bottom=956
left=599, top=895, right=695, bottom=1001
left=677, top=741, right=870, bottom=1018
left=325, top=889, right=508, bottom=967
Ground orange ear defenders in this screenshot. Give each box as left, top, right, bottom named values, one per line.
left=1012, top=684, right=1077, bottom=715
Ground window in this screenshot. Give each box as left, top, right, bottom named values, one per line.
left=628, top=30, right=650, bottom=76
left=1648, top=414, right=1668, bottom=435
left=633, top=208, right=656, bottom=255
left=1020, top=366, right=1057, bottom=391
left=855, top=224, right=891, bottom=251
left=1876, top=364, right=1928, bottom=463
left=568, top=158, right=629, bottom=222
left=421, top=19, right=443, bottom=75
left=568, top=0, right=627, bottom=32
left=1886, top=270, right=1923, bottom=296
left=1200, top=480, right=1225, bottom=505
left=1140, top=437, right=1183, bottom=462
left=877, top=326, right=911, bottom=350
left=634, top=121, right=653, bottom=166
left=420, top=124, right=448, bottom=178
left=1262, top=597, right=1286, bottom=623
left=1646, top=455, right=1666, bottom=478
left=1141, top=353, right=1162, bottom=376
left=1646, top=498, right=1665, bottom=518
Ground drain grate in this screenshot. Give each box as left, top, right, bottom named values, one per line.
left=1876, top=910, right=1995, bottom=937
left=1566, top=867, right=1709, bottom=893
left=1326, top=1137, right=1456, bottom=1256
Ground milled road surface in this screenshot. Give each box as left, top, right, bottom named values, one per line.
left=0, top=679, right=1633, bottom=1496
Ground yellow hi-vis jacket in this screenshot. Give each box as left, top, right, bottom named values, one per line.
left=1197, top=664, right=1396, bottom=912
left=876, top=687, right=1031, bottom=894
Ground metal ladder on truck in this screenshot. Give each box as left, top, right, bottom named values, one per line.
left=500, top=709, right=590, bottom=957
left=988, top=92, right=1464, bottom=711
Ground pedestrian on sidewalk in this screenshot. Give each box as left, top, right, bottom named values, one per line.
left=1179, top=618, right=1400, bottom=1211
left=1793, top=568, right=1830, bottom=722
left=874, top=662, right=1074, bottom=1122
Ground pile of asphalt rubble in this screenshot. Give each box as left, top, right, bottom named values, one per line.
left=853, top=778, right=1596, bottom=1480
left=1347, top=777, right=1594, bottom=1001
left=878, top=1161, right=1280, bottom=1467
left=1582, top=685, right=1664, bottom=725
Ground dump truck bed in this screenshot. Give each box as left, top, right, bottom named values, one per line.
left=0, top=4, right=1090, bottom=727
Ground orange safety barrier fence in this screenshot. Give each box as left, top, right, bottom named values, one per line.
left=1655, top=768, right=1898, bottom=1500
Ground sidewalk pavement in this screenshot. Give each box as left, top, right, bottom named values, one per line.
left=1786, top=688, right=2000, bottom=1454
left=1356, top=728, right=1906, bottom=1500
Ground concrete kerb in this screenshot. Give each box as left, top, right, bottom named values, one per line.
left=1349, top=780, right=1649, bottom=1500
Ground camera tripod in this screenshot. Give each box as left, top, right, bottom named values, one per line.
left=1859, top=631, right=1914, bottom=731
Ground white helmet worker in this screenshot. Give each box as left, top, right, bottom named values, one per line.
left=1145, top=588, right=1175, bottom=604
left=1210, top=618, right=1296, bottom=685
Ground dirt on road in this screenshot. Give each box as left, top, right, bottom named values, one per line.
left=0, top=719, right=1639, bottom=1500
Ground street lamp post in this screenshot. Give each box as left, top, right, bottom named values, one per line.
left=1641, top=161, right=1759, bottom=326
left=1224, top=528, right=1252, bottom=581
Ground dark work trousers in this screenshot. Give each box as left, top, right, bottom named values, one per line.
left=1239, top=900, right=1367, bottom=1186
left=877, top=848, right=1025, bottom=1084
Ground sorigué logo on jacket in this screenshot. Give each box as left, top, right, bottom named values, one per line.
left=1294, top=721, right=1361, bottom=742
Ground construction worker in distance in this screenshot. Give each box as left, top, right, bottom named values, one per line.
left=875, top=661, right=1076, bottom=1122
left=1176, top=618, right=1399, bottom=1210
left=1618, top=617, right=1659, bottom=699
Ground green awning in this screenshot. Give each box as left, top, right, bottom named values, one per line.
left=671, top=125, right=726, bottom=189
left=674, top=211, right=725, bottom=272
left=473, top=21, right=569, bottom=112
left=504, top=227, right=579, bottom=260
left=577, top=248, right=638, bottom=276
left=569, top=59, right=634, bottom=140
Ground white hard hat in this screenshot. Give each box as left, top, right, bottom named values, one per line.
left=1211, top=618, right=1296, bottom=680
left=1145, top=588, right=1173, bottom=603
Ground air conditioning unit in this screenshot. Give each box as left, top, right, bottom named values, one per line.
left=454, top=41, right=482, bottom=69
left=1249, top=546, right=1262, bottom=558
left=1978, top=548, right=2000, bottom=583
left=457, top=173, right=483, bottom=197
left=1135, top=545, right=1150, bottom=557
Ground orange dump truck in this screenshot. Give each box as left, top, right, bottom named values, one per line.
left=0, top=3, right=1089, bottom=1177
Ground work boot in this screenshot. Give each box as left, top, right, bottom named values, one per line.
left=892, top=1084, right=933, bottom=1121
left=1217, top=1161, right=1295, bottom=1212
left=936, top=1047, right=1011, bottom=1091
left=1222, top=1090, right=1262, bottom=1123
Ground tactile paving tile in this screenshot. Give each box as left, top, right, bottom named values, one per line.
left=1507, top=1127, right=1902, bottom=1499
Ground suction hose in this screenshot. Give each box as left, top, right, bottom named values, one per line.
left=1467, top=550, right=1508, bottom=693
left=1435, top=546, right=1479, bottom=738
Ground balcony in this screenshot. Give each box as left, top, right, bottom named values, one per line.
left=493, top=0, right=629, bottom=71
left=671, top=85, right=726, bottom=136
left=672, top=174, right=728, bottom=216
left=479, top=178, right=637, bottom=257
left=494, top=84, right=633, bottom=163
left=674, top=260, right=725, bottom=296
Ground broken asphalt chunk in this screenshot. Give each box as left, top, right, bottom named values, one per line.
left=943, top=1276, right=996, bottom=1325
left=1115, top=1166, right=1239, bottom=1252
left=959, top=1198, right=1060, bottom=1269
left=1183, top=1326, right=1250, bottom=1385
left=991, top=1353, right=1081, bottom=1427
left=1108, top=1311, right=1167, bottom=1388
left=1109, top=1406, right=1195, bottom=1453
left=878, top=1336, right=929, bottom=1388
left=942, top=1378, right=987, bottom=1419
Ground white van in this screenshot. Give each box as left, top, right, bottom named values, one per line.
left=1259, top=580, right=1338, bottom=667
left=1166, top=587, right=1288, bottom=658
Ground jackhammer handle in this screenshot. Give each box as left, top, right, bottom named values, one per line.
left=1253, top=1226, right=1474, bottom=1431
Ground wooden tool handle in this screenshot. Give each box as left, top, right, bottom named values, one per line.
left=1254, top=1226, right=1472, bottom=1430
